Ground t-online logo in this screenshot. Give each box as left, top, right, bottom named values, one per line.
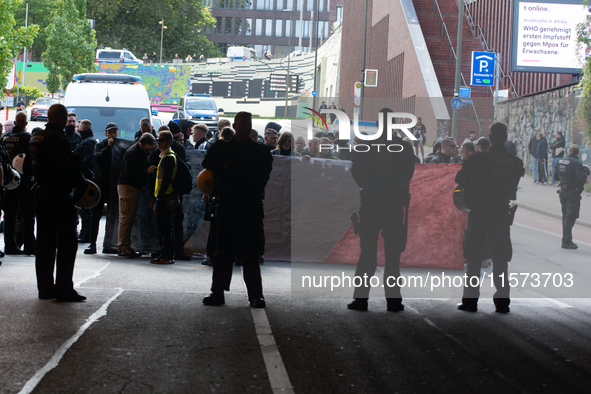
left=305, top=109, right=418, bottom=142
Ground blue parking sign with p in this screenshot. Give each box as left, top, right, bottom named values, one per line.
left=470, top=51, right=495, bottom=87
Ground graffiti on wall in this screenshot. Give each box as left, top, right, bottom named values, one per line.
left=97, top=63, right=192, bottom=106
left=496, top=85, right=579, bottom=165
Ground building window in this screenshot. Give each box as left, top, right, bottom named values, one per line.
left=303, top=20, right=310, bottom=38
left=257, top=0, right=273, bottom=10
left=265, top=19, right=273, bottom=36
left=320, top=21, right=328, bottom=38
left=215, top=17, right=223, bottom=34
left=285, top=19, right=291, bottom=37
left=326, top=0, right=330, bottom=11
left=336, top=6, right=343, bottom=24
left=217, top=0, right=233, bottom=8
left=237, top=0, right=253, bottom=9
left=306, top=0, right=313, bottom=11
left=235, top=17, right=243, bottom=35
left=319, top=0, right=324, bottom=12
left=255, top=19, right=263, bottom=36
left=245, top=18, right=252, bottom=35
left=277, top=0, right=284, bottom=10
left=204, top=0, right=213, bottom=7
left=276, top=19, right=282, bottom=37
left=296, top=0, right=302, bottom=11
left=295, top=20, right=301, bottom=38
left=225, top=17, right=232, bottom=34
left=285, top=0, right=293, bottom=10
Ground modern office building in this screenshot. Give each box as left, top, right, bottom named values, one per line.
left=205, top=0, right=343, bottom=58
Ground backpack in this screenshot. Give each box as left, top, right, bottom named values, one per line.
left=172, top=155, right=193, bottom=195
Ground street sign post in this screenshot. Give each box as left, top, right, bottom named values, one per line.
left=459, top=86, right=471, bottom=98
left=354, top=82, right=362, bottom=107
left=470, top=51, right=495, bottom=86
left=364, top=69, right=378, bottom=87
left=6, top=61, right=16, bottom=90
left=451, top=98, right=463, bottom=109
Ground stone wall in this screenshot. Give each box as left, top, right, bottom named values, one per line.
left=496, top=83, right=582, bottom=168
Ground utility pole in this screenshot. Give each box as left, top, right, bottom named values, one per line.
left=451, top=0, right=464, bottom=140
left=17, top=0, right=29, bottom=101
left=298, top=0, right=304, bottom=52
left=159, top=19, right=166, bottom=63
left=284, top=8, right=294, bottom=119
left=493, top=52, right=500, bottom=122
left=359, top=0, right=369, bottom=120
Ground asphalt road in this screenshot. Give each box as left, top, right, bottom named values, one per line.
left=1, top=206, right=591, bottom=393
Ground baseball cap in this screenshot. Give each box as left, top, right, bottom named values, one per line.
left=105, top=122, right=118, bottom=131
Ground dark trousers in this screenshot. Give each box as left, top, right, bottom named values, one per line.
left=560, top=195, right=580, bottom=244
left=78, top=207, right=92, bottom=238
left=173, top=198, right=184, bottom=253
left=156, top=200, right=175, bottom=259
left=2, top=184, right=35, bottom=253
left=537, top=158, right=548, bottom=183
left=211, top=218, right=263, bottom=300
left=353, top=205, right=407, bottom=300
left=34, top=190, right=78, bottom=296
left=89, top=187, right=110, bottom=248
left=462, top=210, right=512, bottom=307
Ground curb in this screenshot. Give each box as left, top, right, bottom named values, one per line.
left=515, top=201, right=591, bottom=229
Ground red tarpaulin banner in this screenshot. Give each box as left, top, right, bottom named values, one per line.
left=323, top=164, right=467, bottom=270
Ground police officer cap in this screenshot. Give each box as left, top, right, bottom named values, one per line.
left=105, top=122, right=118, bottom=131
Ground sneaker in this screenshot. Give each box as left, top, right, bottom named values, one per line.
left=203, top=292, right=225, bottom=306
left=102, top=247, right=118, bottom=254
left=175, top=251, right=192, bottom=261
left=457, top=302, right=477, bottom=312
left=347, top=298, right=368, bottom=311
left=5, top=248, right=23, bottom=255
left=150, top=257, right=174, bottom=264
left=84, top=245, right=97, bottom=255
left=542, top=181, right=548, bottom=185
left=201, top=258, right=213, bottom=266
left=250, top=298, right=266, bottom=308
left=56, top=290, right=86, bottom=302
left=495, top=305, right=510, bottom=313
left=561, top=242, right=578, bottom=249
left=118, top=250, right=135, bottom=259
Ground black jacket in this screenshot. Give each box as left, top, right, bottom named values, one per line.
left=118, top=142, right=152, bottom=189
left=430, top=152, right=454, bottom=163
left=0, top=125, right=31, bottom=161
left=528, top=135, right=538, bottom=156
left=550, top=137, right=565, bottom=158
left=556, top=154, right=590, bottom=197
left=78, top=134, right=98, bottom=179
left=93, top=138, right=114, bottom=189
left=536, top=137, right=548, bottom=159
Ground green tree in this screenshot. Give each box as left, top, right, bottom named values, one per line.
left=576, top=8, right=591, bottom=143
left=43, top=0, right=97, bottom=93
left=87, top=0, right=219, bottom=61
left=0, top=0, right=39, bottom=93
left=13, top=0, right=59, bottom=61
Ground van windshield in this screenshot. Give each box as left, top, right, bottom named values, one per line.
left=185, top=99, right=216, bottom=110
left=99, top=51, right=120, bottom=59
left=68, top=107, right=150, bottom=140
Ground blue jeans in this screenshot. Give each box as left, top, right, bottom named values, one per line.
left=551, top=157, right=560, bottom=183
left=531, top=157, right=538, bottom=181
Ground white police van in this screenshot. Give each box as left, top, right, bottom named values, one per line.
left=63, top=73, right=151, bottom=140
left=96, top=48, right=143, bottom=64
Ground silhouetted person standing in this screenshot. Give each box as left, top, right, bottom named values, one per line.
left=347, top=109, right=416, bottom=312
left=24, top=104, right=86, bottom=301
left=555, top=145, right=590, bottom=249
left=202, top=111, right=273, bottom=308
left=456, top=122, right=523, bottom=313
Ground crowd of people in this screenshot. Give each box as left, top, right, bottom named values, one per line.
left=0, top=105, right=588, bottom=310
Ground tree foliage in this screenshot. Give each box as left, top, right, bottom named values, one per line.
left=576, top=2, right=591, bottom=144
left=13, top=0, right=59, bottom=60
left=0, top=0, right=39, bottom=92
left=87, top=0, right=220, bottom=60
left=43, top=0, right=97, bottom=93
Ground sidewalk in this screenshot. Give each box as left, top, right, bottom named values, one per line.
left=515, top=174, right=591, bottom=228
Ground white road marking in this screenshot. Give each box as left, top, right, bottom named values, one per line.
left=251, top=308, right=295, bottom=394
left=514, top=221, right=591, bottom=248
left=18, top=288, right=125, bottom=394
left=75, top=262, right=111, bottom=287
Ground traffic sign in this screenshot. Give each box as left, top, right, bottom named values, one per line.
left=311, top=90, right=317, bottom=97
left=354, top=82, right=362, bottom=106
left=461, top=99, right=472, bottom=105
left=459, top=86, right=471, bottom=98
left=451, top=98, right=463, bottom=109
left=470, top=51, right=495, bottom=86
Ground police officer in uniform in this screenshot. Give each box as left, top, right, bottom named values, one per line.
left=347, top=109, right=416, bottom=312
left=555, top=145, right=590, bottom=249
left=456, top=123, right=523, bottom=313
left=202, top=111, right=273, bottom=308
left=24, top=104, right=86, bottom=301
left=1, top=111, right=36, bottom=255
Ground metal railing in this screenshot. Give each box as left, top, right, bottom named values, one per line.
left=432, top=0, right=483, bottom=135
left=462, top=0, right=518, bottom=98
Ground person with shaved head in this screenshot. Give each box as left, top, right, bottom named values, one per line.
left=24, top=104, right=87, bottom=302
